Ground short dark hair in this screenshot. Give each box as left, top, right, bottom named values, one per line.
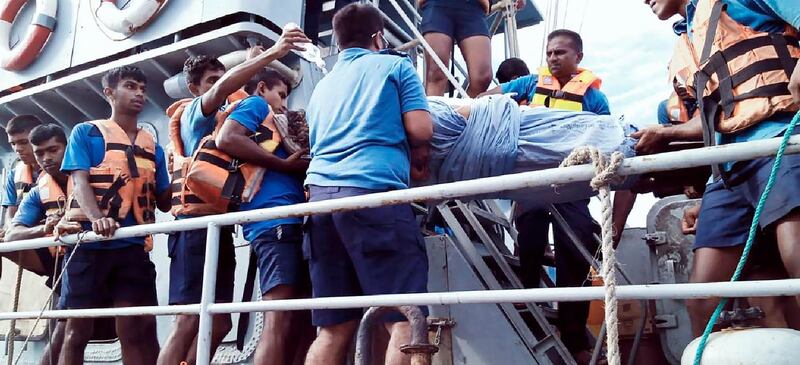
left=6, top=115, right=42, bottom=135
left=102, top=66, right=147, bottom=89
left=333, top=3, right=384, bottom=49
left=29, top=124, right=67, bottom=146
left=183, top=55, right=225, bottom=86
left=245, top=68, right=292, bottom=95
left=547, top=29, right=583, bottom=53
left=496, top=58, right=530, bottom=83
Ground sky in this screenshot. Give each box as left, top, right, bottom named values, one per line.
left=486, top=0, right=684, bottom=228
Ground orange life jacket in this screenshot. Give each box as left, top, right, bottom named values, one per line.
left=689, top=0, right=800, bottom=139
left=666, top=33, right=700, bottom=123
left=530, top=67, right=602, bottom=112
left=184, top=99, right=282, bottom=213
left=417, top=0, right=490, bottom=14
left=12, top=162, right=36, bottom=205
left=166, top=90, right=248, bottom=217
left=65, top=120, right=158, bottom=226
left=36, top=172, right=67, bottom=257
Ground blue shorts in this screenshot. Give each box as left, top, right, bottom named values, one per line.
left=304, top=186, right=429, bottom=327
left=694, top=152, right=800, bottom=250
left=167, top=227, right=236, bottom=305
left=60, top=245, right=157, bottom=309
left=419, top=3, right=489, bottom=42
left=251, top=224, right=308, bottom=295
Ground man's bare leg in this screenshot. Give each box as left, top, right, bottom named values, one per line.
left=116, top=313, right=159, bottom=365
left=39, top=320, right=65, bottom=365
left=58, top=318, right=94, bottom=365
left=384, top=321, right=413, bottom=365
left=304, top=321, right=358, bottom=365
left=254, top=285, right=296, bottom=365
left=774, top=210, right=800, bottom=306
left=687, top=246, right=742, bottom=336
left=457, top=35, right=492, bottom=97
left=423, top=33, right=453, bottom=96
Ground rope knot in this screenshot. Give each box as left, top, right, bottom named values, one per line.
left=559, top=146, right=625, bottom=190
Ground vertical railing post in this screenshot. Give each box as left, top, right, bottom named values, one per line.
left=196, top=222, right=221, bottom=365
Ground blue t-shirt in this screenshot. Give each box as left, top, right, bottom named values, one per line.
left=687, top=0, right=800, bottom=152
left=305, top=48, right=429, bottom=190
left=61, top=122, right=170, bottom=249
left=12, top=186, right=46, bottom=227
left=227, top=96, right=305, bottom=242
left=179, top=96, right=217, bottom=158
left=500, top=74, right=611, bottom=115
left=426, top=0, right=484, bottom=9
left=1, top=165, right=40, bottom=207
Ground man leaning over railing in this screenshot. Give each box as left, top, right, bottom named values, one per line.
left=302, top=3, right=434, bottom=365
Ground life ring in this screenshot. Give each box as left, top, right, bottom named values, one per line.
left=92, top=0, right=166, bottom=35
left=0, top=0, right=57, bottom=71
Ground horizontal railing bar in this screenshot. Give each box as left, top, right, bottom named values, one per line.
left=1, top=134, right=798, bottom=253
left=1, top=279, right=799, bottom=320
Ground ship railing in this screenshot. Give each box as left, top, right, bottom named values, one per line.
left=1, top=135, right=800, bottom=364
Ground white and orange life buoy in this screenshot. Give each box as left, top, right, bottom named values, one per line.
left=92, top=0, right=166, bottom=35
left=0, top=0, right=57, bottom=71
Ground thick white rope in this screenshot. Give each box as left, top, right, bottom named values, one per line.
left=13, top=236, right=85, bottom=365
left=560, top=147, right=624, bottom=365
left=5, top=255, right=23, bottom=365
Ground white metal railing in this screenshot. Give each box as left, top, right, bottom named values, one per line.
left=2, top=135, right=800, bottom=364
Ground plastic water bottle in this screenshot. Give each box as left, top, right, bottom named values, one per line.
left=284, top=23, right=328, bottom=74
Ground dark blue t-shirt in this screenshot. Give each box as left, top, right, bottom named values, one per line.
left=61, top=122, right=170, bottom=249
left=227, top=96, right=305, bottom=242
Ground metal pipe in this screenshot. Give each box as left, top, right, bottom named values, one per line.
left=2, top=134, right=800, bottom=253
left=195, top=223, right=221, bottom=365
left=2, top=279, right=800, bottom=321
left=355, top=306, right=437, bottom=365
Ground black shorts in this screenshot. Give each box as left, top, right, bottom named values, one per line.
left=167, top=227, right=236, bottom=305
left=59, top=245, right=157, bottom=309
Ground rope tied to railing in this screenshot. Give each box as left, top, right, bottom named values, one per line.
left=560, top=147, right=624, bottom=365
left=5, top=253, right=24, bottom=365
left=12, top=231, right=89, bottom=365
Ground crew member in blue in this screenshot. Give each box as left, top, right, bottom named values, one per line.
left=57, top=66, right=171, bottom=364
left=638, top=0, right=800, bottom=335
left=6, top=124, right=69, bottom=365
left=215, top=65, right=313, bottom=363
left=1, top=115, right=42, bottom=230
left=158, top=26, right=308, bottom=365
left=483, top=29, right=611, bottom=363
left=303, top=4, right=433, bottom=365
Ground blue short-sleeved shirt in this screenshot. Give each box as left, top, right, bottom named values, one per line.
left=426, top=0, right=484, bottom=9
left=500, top=74, right=612, bottom=115
left=227, top=96, right=305, bottom=242
left=179, top=96, right=217, bottom=158
left=12, top=186, right=45, bottom=227
left=305, top=48, right=429, bottom=190
left=687, top=0, right=800, bottom=154
left=61, top=122, right=170, bottom=249
left=2, top=165, right=40, bottom=207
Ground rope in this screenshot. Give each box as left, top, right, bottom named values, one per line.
left=560, top=147, right=624, bottom=365
left=693, top=111, right=800, bottom=364
left=12, top=233, right=88, bottom=365
left=5, top=254, right=24, bottom=365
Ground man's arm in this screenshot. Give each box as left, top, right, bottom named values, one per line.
left=404, top=110, right=434, bottom=181
left=216, top=119, right=308, bottom=173
left=199, top=29, right=310, bottom=115
left=478, top=85, right=503, bottom=98
left=631, top=114, right=704, bottom=155
left=70, top=170, right=118, bottom=237
left=5, top=222, right=47, bottom=241
left=4, top=206, right=17, bottom=227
